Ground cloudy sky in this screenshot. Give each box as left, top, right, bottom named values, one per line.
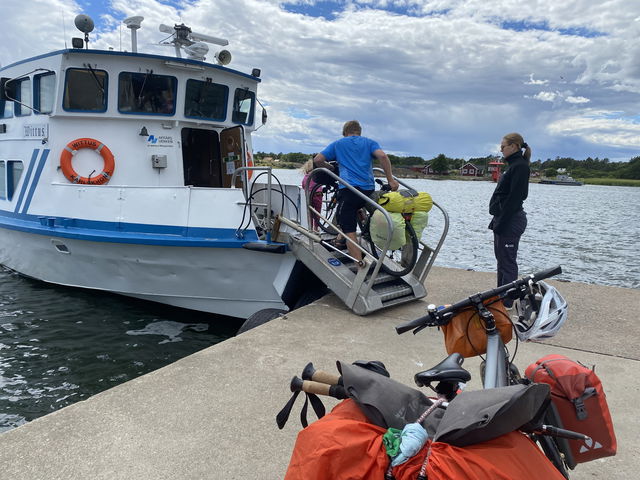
left=2, top=0, right=639, bottom=162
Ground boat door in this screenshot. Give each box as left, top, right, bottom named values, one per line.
left=181, top=128, right=223, bottom=187
left=220, top=125, right=247, bottom=188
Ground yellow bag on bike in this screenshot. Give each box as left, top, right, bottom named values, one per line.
left=377, top=190, right=433, bottom=213
left=368, top=210, right=405, bottom=250
left=409, top=211, right=429, bottom=239
left=441, top=296, right=512, bottom=358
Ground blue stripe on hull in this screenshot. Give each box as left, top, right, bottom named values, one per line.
left=21, top=149, right=50, bottom=214
left=14, top=149, right=40, bottom=213
left=0, top=211, right=267, bottom=248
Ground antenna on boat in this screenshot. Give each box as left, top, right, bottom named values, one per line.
left=123, top=16, right=144, bottom=53
left=73, top=14, right=94, bottom=49
left=159, top=23, right=231, bottom=64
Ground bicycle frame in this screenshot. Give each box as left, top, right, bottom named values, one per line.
left=484, top=331, right=510, bottom=388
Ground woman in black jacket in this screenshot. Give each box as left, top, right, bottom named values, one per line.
left=489, top=133, right=531, bottom=306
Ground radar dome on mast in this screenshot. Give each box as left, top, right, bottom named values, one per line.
left=123, top=16, right=144, bottom=53
left=159, top=23, right=230, bottom=64
left=73, top=14, right=94, bottom=49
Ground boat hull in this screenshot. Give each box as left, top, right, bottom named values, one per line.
left=539, top=180, right=583, bottom=186
left=0, top=227, right=296, bottom=319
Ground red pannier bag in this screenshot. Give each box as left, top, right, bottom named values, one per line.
left=525, top=354, right=617, bottom=467
left=284, top=399, right=565, bottom=480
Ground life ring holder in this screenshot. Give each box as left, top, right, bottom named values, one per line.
left=60, top=138, right=115, bottom=185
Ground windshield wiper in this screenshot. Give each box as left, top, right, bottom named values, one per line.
left=85, top=63, right=105, bottom=96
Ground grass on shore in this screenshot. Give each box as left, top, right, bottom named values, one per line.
left=581, top=178, right=640, bottom=187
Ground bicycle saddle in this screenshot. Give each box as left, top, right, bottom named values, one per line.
left=415, top=353, right=472, bottom=387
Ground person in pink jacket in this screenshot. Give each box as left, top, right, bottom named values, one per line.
left=301, top=159, right=323, bottom=231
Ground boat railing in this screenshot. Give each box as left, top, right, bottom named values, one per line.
left=231, top=166, right=276, bottom=242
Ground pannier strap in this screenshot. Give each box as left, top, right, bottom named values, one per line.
left=573, top=387, right=596, bottom=420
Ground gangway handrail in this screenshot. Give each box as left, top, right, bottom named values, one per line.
left=418, top=200, right=449, bottom=283
left=307, top=168, right=394, bottom=294
left=370, top=168, right=449, bottom=283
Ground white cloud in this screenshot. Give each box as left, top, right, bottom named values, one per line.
left=548, top=110, right=640, bottom=149
left=525, top=74, right=549, bottom=86
left=531, top=91, right=558, bottom=102
left=565, top=96, right=590, bottom=104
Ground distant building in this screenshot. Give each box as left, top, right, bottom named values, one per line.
left=487, top=159, right=504, bottom=182
left=460, top=162, right=483, bottom=177
left=423, top=163, right=437, bottom=175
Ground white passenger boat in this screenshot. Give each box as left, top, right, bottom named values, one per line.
left=0, top=14, right=447, bottom=322
left=0, top=15, right=312, bottom=319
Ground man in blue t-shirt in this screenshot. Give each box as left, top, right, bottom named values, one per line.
left=313, top=120, right=399, bottom=264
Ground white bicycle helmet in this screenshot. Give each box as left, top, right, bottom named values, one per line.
left=514, top=280, right=568, bottom=341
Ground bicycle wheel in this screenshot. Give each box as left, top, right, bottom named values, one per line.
left=309, top=182, right=338, bottom=234
left=361, top=212, right=419, bottom=277
left=536, top=434, right=570, bottom=478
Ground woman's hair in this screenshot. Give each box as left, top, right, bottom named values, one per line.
left=503, top=132, right=531, bottom=161
left=301, top=158, right=314, bottom=174
left=343, top=120, right=362, bottom=136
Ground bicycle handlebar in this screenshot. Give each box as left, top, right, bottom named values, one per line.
left=395, top=266, right=563, bottom=335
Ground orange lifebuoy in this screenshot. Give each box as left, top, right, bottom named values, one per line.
left=60, top=137, right=115, bottom=185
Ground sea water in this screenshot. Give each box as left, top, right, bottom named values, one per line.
left=1, top=171, right=638, bottom=432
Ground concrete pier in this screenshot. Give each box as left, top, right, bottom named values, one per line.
left=0, top=267, right=638, bottom=479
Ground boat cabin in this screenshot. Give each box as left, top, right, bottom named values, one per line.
left=0, top=46, right=262, bottom=192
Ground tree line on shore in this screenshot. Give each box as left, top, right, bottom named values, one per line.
left=254, top=151, right=640, bottom=180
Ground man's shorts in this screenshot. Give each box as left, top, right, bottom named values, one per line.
left=336, top=187, right=374, bottom=233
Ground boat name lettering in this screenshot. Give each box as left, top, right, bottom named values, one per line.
left=23, top=124, right=49, bottom=138
left=146, top=135, right=174, bottom=147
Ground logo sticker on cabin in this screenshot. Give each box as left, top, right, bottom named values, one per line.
left=23, top=124, right=49, bottom=139
left=146, top=135, right=174, bottom=147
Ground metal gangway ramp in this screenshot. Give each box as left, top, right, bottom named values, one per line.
left=234, top=167, right=449, bottom=316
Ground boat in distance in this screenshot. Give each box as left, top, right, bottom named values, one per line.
left=539, top=173, right=584, bottom=186
left=0, top=14, right=314, bottom=320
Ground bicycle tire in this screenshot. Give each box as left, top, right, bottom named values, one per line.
left=361, top=212, right=419, bottom=277
left=309, top=182, right=338, bottom=234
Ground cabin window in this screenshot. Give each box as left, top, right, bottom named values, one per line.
left=0, top=100, right=13, bottom=119
left=118, top=72, right=177, bottom=115
left=184, top=79, right=228, bottom=121
left=7, top=161, right=23, bottom=200
left=0, top=160, right=22, bottom=200
left=232, top=88, right=254, bottom=125
left=0, top=160, right=24, bottom=200
left=63, top=68, right=108, bottom=112
left=34, top=72, right=56, bottom=114
left=0, top=162, right=4, bottom=198
left=14, top=78, right=31, bottom=117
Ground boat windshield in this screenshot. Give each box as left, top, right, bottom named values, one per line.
left=118, top=71, right=177, bottom=115
left=232, top=88, right=255, bottom=125
left=184, top=79, right=228, bottom=121
left=63, top=68, right=108, bottom=112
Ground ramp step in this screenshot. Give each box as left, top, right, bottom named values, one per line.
left=288, top=231, right=424, bottom=314
left=378, top=294, right=421, bottom=308
left=374, top=283, right=414, bottom=302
